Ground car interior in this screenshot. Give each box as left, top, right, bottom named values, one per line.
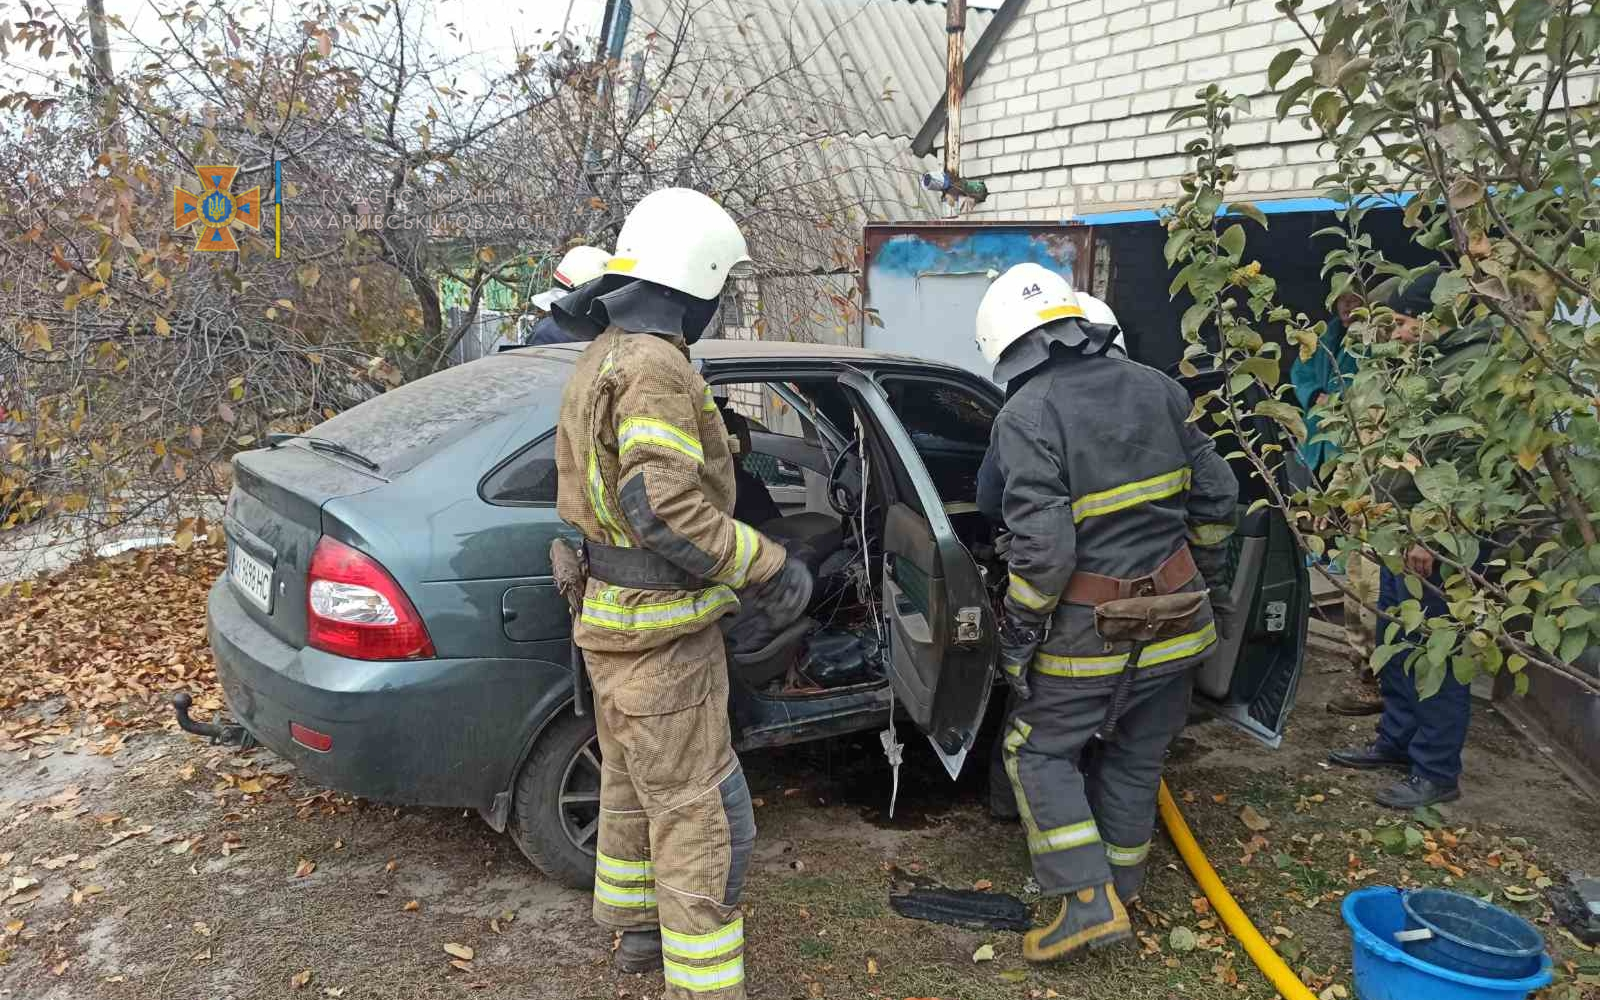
left=709, top=376, right=1006, bottom=704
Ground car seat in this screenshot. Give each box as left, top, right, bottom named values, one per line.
left=727, top=616, right=814, bottom=688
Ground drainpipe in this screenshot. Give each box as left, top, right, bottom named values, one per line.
left=944, top=0, right=965, bottom=185
left=920, top=0, right=986, bottom=207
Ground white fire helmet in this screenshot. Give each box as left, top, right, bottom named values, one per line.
left=530, top=245, right=613, bottom=310
left=604, top=188, right=753, bottom=301
left=1078, top=291, right=1128, bottom=355
left=975, top=263, right=1086, bottom=367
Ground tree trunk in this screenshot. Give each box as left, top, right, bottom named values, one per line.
left=84, top=0, right=120, bottom=145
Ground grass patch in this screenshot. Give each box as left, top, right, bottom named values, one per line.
left=797, top=937, right=834, bottom=959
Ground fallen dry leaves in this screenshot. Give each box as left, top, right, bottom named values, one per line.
left=0, top=545, right=225, bottom=726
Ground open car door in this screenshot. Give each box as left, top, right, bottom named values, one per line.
left=1181, top=369, right=1311, bottom=748
left=837, top=371, right=998, bottom=778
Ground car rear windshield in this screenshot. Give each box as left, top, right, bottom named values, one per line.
left=310, top=352, right=569, bottom=474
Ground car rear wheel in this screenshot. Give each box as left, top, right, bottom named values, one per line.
left=509, top=710, right=600, bottom=890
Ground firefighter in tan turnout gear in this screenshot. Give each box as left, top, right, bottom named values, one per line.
left=975, top=264, right=1239, bottom=963
left=552, top=188, right=813, bottom=997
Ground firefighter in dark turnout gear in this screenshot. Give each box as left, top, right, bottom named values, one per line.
left=975, top=264, right=1238, bottom=963
left=552, top=188, right=813, bottom=998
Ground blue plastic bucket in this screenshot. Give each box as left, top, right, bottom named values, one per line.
left=1400, top=888, right=1546, bottom=980
left=1343, top=888, right=1552, bottom=1000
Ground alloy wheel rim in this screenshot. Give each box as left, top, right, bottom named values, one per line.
left=558, top=734, right=602, bottom=856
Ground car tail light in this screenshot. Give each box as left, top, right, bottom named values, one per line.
left=306, top=537, right=435, bottom=660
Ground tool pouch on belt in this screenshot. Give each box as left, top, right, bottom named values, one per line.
left=1093, top=592, right=1207, bottom=646
left=1092, top=592, right=1206, bottom=740
left=549, top=538, right=592, bottom=717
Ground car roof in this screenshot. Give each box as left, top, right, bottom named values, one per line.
left=505, top=338, right=962, bottom=371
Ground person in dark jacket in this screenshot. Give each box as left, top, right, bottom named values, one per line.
left=1329, top=271, right=1489, bottom=809
left=975, top=264, right=1238, bottom=963
left=524, top=245, right=612, bottom=346
left=716, top=402, right=782, bottom=528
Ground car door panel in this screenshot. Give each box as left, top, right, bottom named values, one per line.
left=837, top=372, right=998, bottom=779
left=882, top=503, right=943, bottom=726
left=1179, top=372, right=1310, bottom=746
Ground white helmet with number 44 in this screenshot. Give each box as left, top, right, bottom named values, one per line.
left=974, top=262, right=1086, bottom=367
left=605, top=188, right=753, bottom=301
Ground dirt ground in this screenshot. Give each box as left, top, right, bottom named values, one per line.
left=1, top=657, right=1597, bottom=1000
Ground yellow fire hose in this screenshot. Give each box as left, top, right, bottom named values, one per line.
left=1157, top=779, right=1319, bottom=1000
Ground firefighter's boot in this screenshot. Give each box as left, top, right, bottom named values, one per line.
left=615, top=929, right=663, bottom=973
left=1023, top=883, right=1131, bottom=962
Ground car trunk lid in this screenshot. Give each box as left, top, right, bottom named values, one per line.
left=224, top=447, right=385, bottom=648
left=220, top=352, right=574, bottom=650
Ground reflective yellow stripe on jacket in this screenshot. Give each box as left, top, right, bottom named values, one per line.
left=1072, top=466, right=1192, bottom=523
left=587, top=450, right=629, bottom=547
left=1007, top=572, right=1060, bottom=614
left=710, top=521, right=759, bottom=590
left=580, top=586, right=739, bottom=633
left=1033, top=621, right=1217, bottom=679
left=618, top=416, right=704, bottom=465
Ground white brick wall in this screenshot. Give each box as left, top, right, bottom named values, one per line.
left=946, top=0, right=1329, bottom=220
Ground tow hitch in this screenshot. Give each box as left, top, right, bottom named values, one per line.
left=171, top=692, right=256, bottom=749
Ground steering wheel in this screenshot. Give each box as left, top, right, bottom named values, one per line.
left=827, top=437, right=863, bottom=516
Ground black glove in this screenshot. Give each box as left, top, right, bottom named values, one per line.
left=1191, top=541, right=1228, bottom=586
left=998, top=612, right=1042, bottom=702
left=725, top=558, right=814, bottom=654
left=1192, top=542, right=1235, bottom=642
left=753, top=557, right=813, bottom=630
left=994, top=530, right=1014, bottom=561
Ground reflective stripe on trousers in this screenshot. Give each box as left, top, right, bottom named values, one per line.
left=1004, top=720, right=1103, bottom=859
left=663, top=917, right=744, bottom=961
left=595, top=850, right=657, bottom=909
left=1033, top=622, right=1217, bottom=679
left=664, top=955, right=745, bottom=992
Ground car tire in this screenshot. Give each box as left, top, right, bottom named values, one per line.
left=509, top=709, right=600, bottom=891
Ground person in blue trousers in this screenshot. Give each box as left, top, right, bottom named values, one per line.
left=1326, top=274, right=1489, bottom=809
left=1329, top=543, right=1468, bottom=808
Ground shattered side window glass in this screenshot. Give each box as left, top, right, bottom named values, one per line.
left=882, top=379, right=998, bottom=501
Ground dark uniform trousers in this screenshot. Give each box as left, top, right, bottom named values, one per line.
left=1373, top=565, right=1470, bottom=787
left=999, top=668, right=1194, bottom=896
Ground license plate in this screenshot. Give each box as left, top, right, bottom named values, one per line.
left=230, top=545, right=274, bottom=613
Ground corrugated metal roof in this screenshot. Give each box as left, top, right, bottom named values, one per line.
left=625, top=0, right=993, bottom=141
